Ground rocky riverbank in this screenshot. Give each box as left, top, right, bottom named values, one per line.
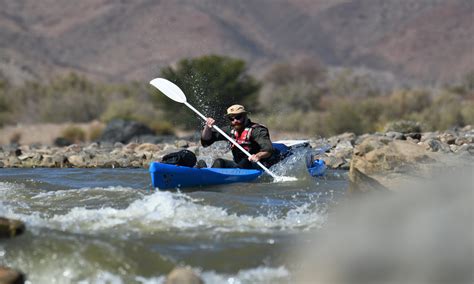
left=0, top=126, right=472, bottom=171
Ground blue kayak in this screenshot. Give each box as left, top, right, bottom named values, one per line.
left=149, top=159, right=325, bottom=190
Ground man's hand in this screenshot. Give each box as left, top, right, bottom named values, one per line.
left=248, top=151, right=271, bottom=162
left=205, top=117, right=215, bottom=129
left=202, top=117, right=215, bottom=141
left=248, top=154, right=260, bottom=162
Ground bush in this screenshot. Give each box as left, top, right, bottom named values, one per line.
left=61, top=125, right=86, bottom=143
left=323, top=99, right=365, bottom=135
left=157, top=55, right=261, bottom=129
left=327, top=68, right=381, bottom=98
left=461, top=101, right=474, bottom=126
left=387, top=89, right=432, bottom=118
left=39, top=73, right=107, bottom=123
left=260, top=81, right=324, bottom=113
left=383, top=120, right=422, bottom=133
left=88, top=122, right=104, bottom=142
left=420, top=91, right=465, bottom=130
left=260, top=59, right=327, bottom=113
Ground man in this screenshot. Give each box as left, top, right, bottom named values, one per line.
left=201, top=104, right=280, bottom=169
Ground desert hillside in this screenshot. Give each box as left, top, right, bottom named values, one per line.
left=0, top=0, right=472, bottom=84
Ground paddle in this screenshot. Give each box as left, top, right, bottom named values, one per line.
left=149, top=78, right=296, bottom=182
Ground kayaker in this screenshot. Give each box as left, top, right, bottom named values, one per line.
left=201, top=104, right=280, bottom=169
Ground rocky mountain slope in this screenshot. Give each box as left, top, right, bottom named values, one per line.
left=0, top=0, right=472, bottom=84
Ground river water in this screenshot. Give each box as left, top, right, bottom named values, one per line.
left=0, top=165, right=348, bottom=283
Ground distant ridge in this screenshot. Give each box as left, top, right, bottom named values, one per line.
left=0, top=0, right=472, bottom=84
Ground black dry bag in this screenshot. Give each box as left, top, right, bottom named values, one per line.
left=161, top=150, right=197, bottom=167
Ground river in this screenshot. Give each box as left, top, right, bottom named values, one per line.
left=0, top=167, right=348, bottom=283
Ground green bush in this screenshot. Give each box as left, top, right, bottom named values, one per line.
left=157, top=55, right=261, bottom=129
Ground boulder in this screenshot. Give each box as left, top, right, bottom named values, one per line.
left=0, top=266, right=25, bottom=284
left=349, top=137, right=441, bottom=191
left=67, top=155, right=86, bottom=167
left=0, top=217, right=25, bottom=238
left=99, top=119, right=155, bottom=144
left=165, top=267, right=203, bottom=284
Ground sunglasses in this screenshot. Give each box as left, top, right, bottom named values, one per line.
left=228, top=114, right=243, bottom=121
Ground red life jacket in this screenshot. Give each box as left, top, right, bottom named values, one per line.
left=230, top=124, right=261, bottom=151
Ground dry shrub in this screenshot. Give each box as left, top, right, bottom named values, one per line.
left=88, top=122, right=104, bottom=142
left=61, top=125, right=86, bottom=143
left=9, top=131, right=22, bottom=144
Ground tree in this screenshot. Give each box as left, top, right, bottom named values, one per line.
left=156, top=55, right=261, bottom=129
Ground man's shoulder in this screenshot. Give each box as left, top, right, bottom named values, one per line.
left=250, top=122, right=268, bottom=130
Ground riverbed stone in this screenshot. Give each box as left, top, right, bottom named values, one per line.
left=350, top=138, right=439, bottom=190
left=0, top=266, right=25, bottom=284
left=422, top=138, right=451, bottom=153
left=67, top=155, right=86, bottom=167
left=176, top=140, right=189, bottom=148
left=165, top=267, right=203, bottom=284
left=322, top=156, right=345, bottom=169
left=0, top=217, right=25, bottom=238
left=385, top=131, right=405, bottom=140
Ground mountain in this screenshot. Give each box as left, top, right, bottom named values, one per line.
left=0, top=0, right=472, bottom=85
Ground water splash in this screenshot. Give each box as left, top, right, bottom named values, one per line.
left=2, top=189, right=327, bottom=235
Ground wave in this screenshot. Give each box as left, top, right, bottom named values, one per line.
left=2, top=187, right=327, bottom=235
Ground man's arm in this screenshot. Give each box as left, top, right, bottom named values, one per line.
left=248, top=127, right=273, bottom=162
left=201, top=118, right=216, bottom=147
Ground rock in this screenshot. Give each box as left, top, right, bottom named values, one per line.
left=422, top=139, right=451, bottom=153
left=39, top=155, right=55, bottom=167
left=405, top=132, right=422, bottom=140
left=349, top=167, right=388, bottom=193
left=165, top=267, right=203, bottom=284
left=6, top=156, right=20, bottom=167
left=385, top=131, right=405, bottom=140
left=455, top=136, right=473, bottom=146
left=123, top=143, right=140, bottom=153
left=327, top=132, right=356, bottom=149
left=353, top=136, right=387, bottom=156
left=54, top=137, right=72, bottom=147
left=0, top=266, right=25, bottom=284
left=334, top=140, right=354, bottom=159
left=322, top=156, right=345, bottom=169
left=439, top=133, right=456, bottom=145
left=350, top=137, right=439, bottom=190
left=135, top=143, right=161, bottom=153
left=456, top=144, right=474, bottom=155
left=65, top=144, right=82, bottom=153
left=114, top=142, right=124, bottom=148
left=85, top=142, right=99, bottom=150
left=176, top=140, right=189, bottom=148
left=67, top=155, right=86, bottom=167
left=99, top=119, right=155, bottom=144
left=12, top=149, right=22, bottom=157
left=0, top=217, right=25, bottom=238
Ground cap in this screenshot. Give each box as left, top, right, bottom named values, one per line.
left=226, top=104, right=247, bottom=116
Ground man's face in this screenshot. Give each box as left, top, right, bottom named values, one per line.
left=228, top=114, right=245, bottom=130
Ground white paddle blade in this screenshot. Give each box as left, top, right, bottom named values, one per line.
left=150, top=78, right=187, bottom=103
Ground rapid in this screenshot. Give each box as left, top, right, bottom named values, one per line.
left=0, top=164, right=348, bottom=283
